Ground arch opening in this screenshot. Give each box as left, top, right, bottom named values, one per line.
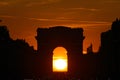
left=52, top=47, right=68, bottom=72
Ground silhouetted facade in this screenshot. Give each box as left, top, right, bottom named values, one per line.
left=0, top=26, right=36, bottom=80
left=99, top=18, right=120, bottom=80
left=2, top=19, right=119, bottom=80
left=35, top=26, right=85, bottom=78
left=0, top=26, right=11, bottom=41
left=87, top=43, right=93, bottom=54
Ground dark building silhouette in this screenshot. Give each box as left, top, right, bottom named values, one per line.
left=0, top=25, right=36, bottom=80
left=0, top=26, right=11, bottom=41
left=99, top=18, right=120, bottom=80
left=0, top=19, right=119, bottom=80
left=87, top=43, right=93, bottom=54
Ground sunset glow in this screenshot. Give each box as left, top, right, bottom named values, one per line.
left=0, top=0, right=119, bottom=52
left=53, top=47, right=68, bottom=72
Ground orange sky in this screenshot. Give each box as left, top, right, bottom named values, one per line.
left=0, top=0, right=120, bottom=52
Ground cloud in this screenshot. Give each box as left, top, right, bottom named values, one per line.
left=104, top=0, right=120, bottom=3
left=65, top=8, right=99, bottom=12
left=0, top=1, right=21, bottom=7
left=27, top=17, right=110, bottom=24
left=0, top=15, right=15, bottom=18
left=0, top=0, right=62, bottom=7
left=0, top=15, right=110, bottom=26
left=27, top=17, right=111, bottom=30
left=28, top=18, right=51, bottom=21
left=0, top=2, right=9, bottom=6
left=26, top=0, right=62, bottom=7
left=28, top=17, right=72, bottom=22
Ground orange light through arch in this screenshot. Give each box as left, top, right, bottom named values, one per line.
left=53, top=47, right=68, bottom=72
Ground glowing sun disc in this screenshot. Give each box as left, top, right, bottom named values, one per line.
left=54, top=59, right=67, bottom=70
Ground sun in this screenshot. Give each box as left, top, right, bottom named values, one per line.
left=54, top=59, right=67, bottom=70
left=53, top=47, right=68, bottom=72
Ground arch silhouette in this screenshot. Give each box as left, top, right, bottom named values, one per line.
left=35, top=26, right=85, bottom=77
